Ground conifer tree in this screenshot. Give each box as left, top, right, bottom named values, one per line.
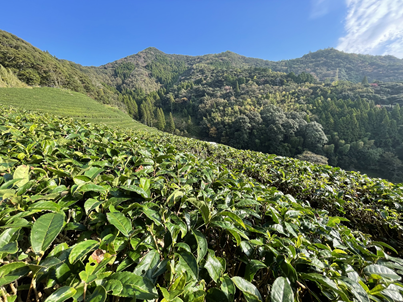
left=140, top=103, right=151, bottom=126
left=156, top=108, right=166, bottom=131
left=362, top=76, right=369, bottom=85
left=169, top=95, right=175, bottom=112
left=166, top=112, right=175, bottom=133
left=235, top=81, right=240, bottom=94
left=132, top=98, right=139, bottom=119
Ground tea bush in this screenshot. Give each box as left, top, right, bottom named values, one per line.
left=1, top=106, right=403, bottom=302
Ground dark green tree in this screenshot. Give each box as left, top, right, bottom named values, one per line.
left=166, top=112, right=175, bottom=133
left=361, top=76, right=369, bottom=85
left=156, top=108, right=166, bottom=131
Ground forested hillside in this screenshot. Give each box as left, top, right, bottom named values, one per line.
left=131, top=65, right=403, bottom=182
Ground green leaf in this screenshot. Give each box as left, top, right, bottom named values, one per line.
left=0, top=178, right=23, bottom=189
left=382, top=285, right=403, bottom=301
left=84, top=167, right=104, bottom=180
left=0, top=228, right=18, bottom=249
left=206, top=288, right=229, bottom=302
left=192, top=229, right=208, bottom=263
left=245, top=260, right=267, bottom=282
left=205, top=251, right=223, bottom=282
left=340, top=277, right=369, bottom=302
left=228, top=229, right=241, bottom=246
left=108, top=272, right=158, bottom=299
left=220, top=275, right=235, bottom=302
left=279, top=258, right=297, bottom=284
left=121, top=185, right=149, bottom=198
left=68, top=240, right=99, bottom=264
left=0, top=262, right=30, bottom=287
left=364, top=264, right=401, bottom=281
left=0, top=241, right=18, bottom=254
left=13, top=165, right=29, bottom=187
left=106, top=212, right=132, bottom=237
left=300, top=273, right=349, bottom=301
left=44, top=286, right=77, bottom=302
left=142, top=206, right=162, bottom=225
left=0, top=158, right=18, bottom=171
left=327, top=217, right=341, bottom=227
left=219, top=211, right=246, bottom=229
left=30, top=213, right=64, bottom=255
left=1, top=217, right=30, bottom=229
left=271, top=277, right=294, bottom=302
left=371, top=241, right=398, bottom=255
left=177, top=251, right=199, bottom=280
left=231, top=276, right=262, bottom=302
left=86, top=286, right=107, bottom=302
left=73, top=175, right=91, bottom=185
left=133, top=249, right=160, bottom=278
left=84, top=198, right=104, bottom=214
left=77, top=183, right=106, bottom=193
left=171, top=274, right=186, bottom=291
left=104, top=279, right=123, bottom=296
left=28, top=201, right=61, bottom=212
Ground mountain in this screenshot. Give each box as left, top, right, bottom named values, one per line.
left=2, top=29, right=403, bottom=96
left=99, top=47, right=403, bottom=93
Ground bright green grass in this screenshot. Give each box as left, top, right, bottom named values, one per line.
left=0, top=87, right=154, bottom=131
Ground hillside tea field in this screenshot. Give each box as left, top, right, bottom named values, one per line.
left=1, top=106, right=403, bottom=302
left=0, top=88, right=151, bottom=131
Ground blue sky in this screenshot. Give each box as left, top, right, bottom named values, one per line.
left=1, top=0, right=402, bottom=66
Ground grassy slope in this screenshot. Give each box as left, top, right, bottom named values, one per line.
left=0, top=87, right=154, bottom=131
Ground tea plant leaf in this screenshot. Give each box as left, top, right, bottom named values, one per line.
left=219, top=211, right=246, bottom=229
left=121, top=185, right=149, bottom=198
left=220, top=275, right=235, bottom=301
left=192, top=229, right=208, bottom=263
left=13, top=165, right=29, bottom=187
left=108, top=272, right=158, bottom=299
left=206, top=288, right=228, bottom=302
left=340, top=277, right=370, bottom=302
left=0, top=228, right=18, bottom=249
left=44, top=286, right=77, bottom=302
left=86, top=285, right=107, bottom=302
left=84, top=198, right=104, bottom=214
left=133, top=249, right=160, bottom=278
left=231, top=276, right=262, bottom=302
left=364, top=264, right=401, bottom=281
left=204, top=251, right=223, bottom=282
left=271, top=277, right=294, bottom=302
left=28, top=201, right=61, bottom=212
left=106, top=212, right=132, bottom=237
left=177, top=251, right=198, bottom=280
left=30, top=212, right=64, bottom=255
left=69, top=240, right=99, bottom=264
left=84, top=167, right=104, bottom=180
left=0, top=262, right=30, bottom=287
left=245, top=260, right=267, bottom=282
left=77, top=183, right=106, bottom=193
left=0, top=241, right=18, bottom=254
left=104, top=279, right=123, bottom=296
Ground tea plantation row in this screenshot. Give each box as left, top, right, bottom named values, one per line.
left=143, top=134, right=403, bottom=254
left=1, top=106, right=403, bottom=302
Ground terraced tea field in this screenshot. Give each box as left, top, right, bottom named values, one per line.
left=0, top=87, right=153, bottom=131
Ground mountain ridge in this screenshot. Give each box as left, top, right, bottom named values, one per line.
left=2, top=29, right=403, bottom=97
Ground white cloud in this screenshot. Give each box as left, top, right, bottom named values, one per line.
left=337, top=0, right=403, bottom=58
left=310, top=0, right=330, bottom=18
